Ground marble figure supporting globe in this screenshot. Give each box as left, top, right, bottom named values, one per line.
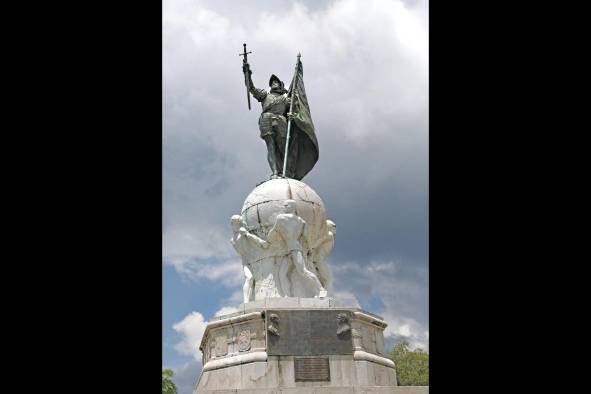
left=230, top=178, right=335, bottom=301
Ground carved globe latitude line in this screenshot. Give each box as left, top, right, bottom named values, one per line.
left=241, top=200, right=322, bottom=234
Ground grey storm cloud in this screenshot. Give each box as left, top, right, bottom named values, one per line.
left=163, top=0, right=429, bottom=365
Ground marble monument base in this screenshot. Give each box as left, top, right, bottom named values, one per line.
left=193, top=298, right=428, bottom=394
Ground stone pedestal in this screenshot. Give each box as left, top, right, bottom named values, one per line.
left=193, top=298, right=428, bottom=394
left=194, top=179, right=428, bottom=393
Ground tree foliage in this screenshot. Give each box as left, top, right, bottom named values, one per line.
left=162, top=368, right=178, bottom=394
left=389, top=340, right=429, bottom=386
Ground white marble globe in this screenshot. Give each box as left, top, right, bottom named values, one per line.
left=236, top=178, right=331, bottom=299
left=241, top=178, right=328, bottom=244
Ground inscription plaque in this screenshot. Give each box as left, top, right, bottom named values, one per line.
left=294, top=357, right=330, bottom=382
left=266, top=310, right=353, bottom=356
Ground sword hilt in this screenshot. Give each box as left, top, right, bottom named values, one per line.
left=239, top=43, right=252, bottom=62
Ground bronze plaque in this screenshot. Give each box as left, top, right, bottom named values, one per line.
left=266, top=310, right=353, bottom=356
left=294, top=357, right=330, bottom=382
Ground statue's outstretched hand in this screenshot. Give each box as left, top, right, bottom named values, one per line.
left=242, top=63, right=252, bottom=74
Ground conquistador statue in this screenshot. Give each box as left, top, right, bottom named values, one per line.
left=239, top=47, right=319, bottom=181
left=243, top=64, right=298, bottom=179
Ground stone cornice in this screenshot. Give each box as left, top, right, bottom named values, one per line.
left=353, top=350, right=396, bottom=368
left=202, top=351, right=268, bottom=372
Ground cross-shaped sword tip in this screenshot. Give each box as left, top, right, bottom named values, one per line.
left=239, top=43, right=252, bottom=57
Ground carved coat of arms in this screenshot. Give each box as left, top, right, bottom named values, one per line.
left=237, top=329, right=251, bottom=352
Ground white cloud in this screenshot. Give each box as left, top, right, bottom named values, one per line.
left=163, top=225, right=234, bottom=262
left=331, top=290, right=361, bottom=308
left=382, top=314, right=429, bottom=351
left=214, top=306, right=239, bottom=316
left=164, top=256, right=244, bottom=288
left=255, top=0, right=427, bottom=61
left=163, top=0, right=233, bottom=48
left=173, top=311, right=208, bottom=360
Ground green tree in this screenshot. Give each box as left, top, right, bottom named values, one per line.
left=389, top=340, right=429, bottom=386
left=162, top=368, right=178, bottom=394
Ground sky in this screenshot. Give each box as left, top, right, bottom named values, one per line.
left=163, top=1, right=428, bottom=393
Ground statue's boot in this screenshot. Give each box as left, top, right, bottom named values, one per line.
left=264, top=134, right=281, bottom=179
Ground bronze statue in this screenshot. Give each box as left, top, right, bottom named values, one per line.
left=240, top=45, right=319, bottom=180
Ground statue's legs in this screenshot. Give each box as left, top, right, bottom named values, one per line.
left=274, top=137, right=285, bottom=176
left=263, top=135, right=280, bottom=177
left=272, top=116, right=288, bottom=177
left=275, top=136, right=286, bottom=177
left=277, top=255, right=291, bottom=297
left=291, top=250, right=324, bottom=294
left=243, top=265, right=254, bottom=303
left=314, top=259, right=333, bottom=291
left=276, top=130, right=298, bottom=178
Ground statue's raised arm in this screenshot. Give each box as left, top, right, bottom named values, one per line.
left=243, top=62, right=267, bottom=103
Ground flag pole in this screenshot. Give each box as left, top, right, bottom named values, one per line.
left=282, top=53, right=301, bottom=178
